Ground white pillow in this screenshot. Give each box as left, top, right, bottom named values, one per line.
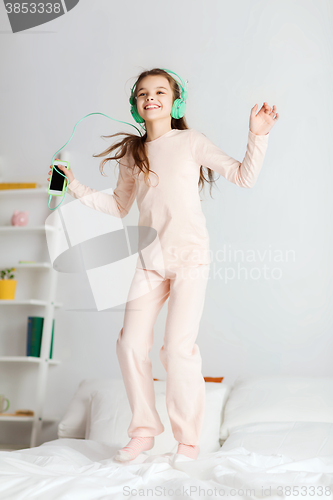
left=219, top=376, right=333, bottom=440
left=221, top=421, right=333, bottom=461
left=86, top=380, right=231, bottom=455
left=58, top=378, right=123, bottom=439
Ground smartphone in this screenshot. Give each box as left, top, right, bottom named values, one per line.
left=48, top=160, right=69, bottom=196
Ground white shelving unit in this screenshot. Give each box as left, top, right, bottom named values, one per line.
left=0, top=187, right=63, bottom=448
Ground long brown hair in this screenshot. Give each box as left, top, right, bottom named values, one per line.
left=93, top=68, right=218, bottom=198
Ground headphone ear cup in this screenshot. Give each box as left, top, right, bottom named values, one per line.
left=129, top=94, right=135, bottom=106
left=171, top=98, right=186, bottom=119
left=129, top=93, right=145, bottom=123
left=130, top=103, right=145, bottom=123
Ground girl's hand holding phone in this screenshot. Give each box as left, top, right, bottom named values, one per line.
left=47, top=159, right=75, bottom=184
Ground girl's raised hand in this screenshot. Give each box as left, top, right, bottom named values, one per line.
left=47, top=160, right=75, bottom=185
left=249, top=102, right=279, bottom=136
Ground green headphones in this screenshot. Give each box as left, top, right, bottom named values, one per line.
left=129, top=68, right=188, bottom=124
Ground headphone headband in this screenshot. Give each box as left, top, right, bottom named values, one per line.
left=130, top=68, right=187, bottom=101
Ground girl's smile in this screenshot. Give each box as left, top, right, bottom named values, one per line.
left=144, top=105, right=161, bottom=110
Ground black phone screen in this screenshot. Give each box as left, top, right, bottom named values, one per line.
left=50, top=165, right=67, bottom=192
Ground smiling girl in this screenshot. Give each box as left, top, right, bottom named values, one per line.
left=48, top=68, right=278, bottom=461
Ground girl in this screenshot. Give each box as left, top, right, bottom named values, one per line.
left=48, top=68, right=278, bottom=462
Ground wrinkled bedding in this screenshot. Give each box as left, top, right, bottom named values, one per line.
left=0, top=422, right=332, bottom=500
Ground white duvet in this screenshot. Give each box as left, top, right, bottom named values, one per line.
left=0, top=422, right=332, bottom=500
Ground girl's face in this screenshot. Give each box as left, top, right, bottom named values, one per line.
left=136, top=76, right=174, bottom=124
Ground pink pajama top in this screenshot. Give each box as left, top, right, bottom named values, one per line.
left=67, top=128, right=269, bottom=271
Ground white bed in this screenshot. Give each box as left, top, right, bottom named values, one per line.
left=0, top=376, right=332, bottom=500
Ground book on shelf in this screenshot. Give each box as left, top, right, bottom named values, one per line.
left=26, top=316, right=54, bottom=358
left=0, top=183, right=41, bottom=190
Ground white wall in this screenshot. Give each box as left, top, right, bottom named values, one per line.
left=0, top=0, right=333, bottom=446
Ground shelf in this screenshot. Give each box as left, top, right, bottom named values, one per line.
left=15, top=262, right=52, bottom=269
left=0, top=188, right=48, bottom=196
left=0, top=415, right=34, bottom=422
left=0, top=299, right=62, bottom=307
left=1, top=263, right=52, bottom=271
left=0, top=356, right=61, bottom=365
left=1, top=187, right=62, bottom=448
left=0, top=415, right=60, bottom=422
left=0, top=225, right=59, bottom=233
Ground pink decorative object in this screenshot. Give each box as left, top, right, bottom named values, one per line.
left=11, top=210, right=29, bottom=226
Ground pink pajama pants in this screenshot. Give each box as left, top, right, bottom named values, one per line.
left=116, top=264, right=210, bottom=445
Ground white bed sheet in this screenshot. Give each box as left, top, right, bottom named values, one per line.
left=0, top=423, right=332, bottom=500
